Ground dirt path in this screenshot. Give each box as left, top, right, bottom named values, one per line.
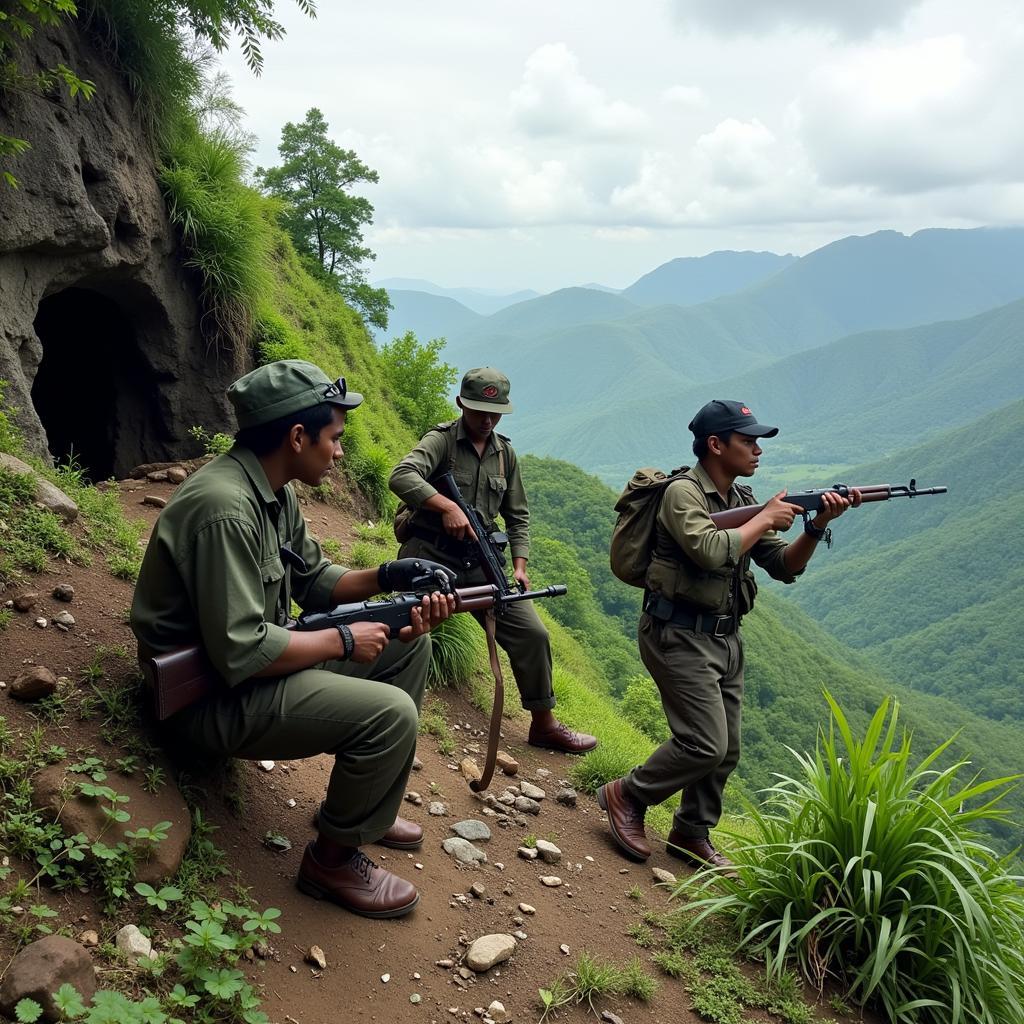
left=0, top=472, right=869, bottom=1024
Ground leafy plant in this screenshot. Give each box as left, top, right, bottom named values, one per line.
left=189, top=423, right=234, bottom=457
left=427, top=614, right=484, bottom=689
left=680, top=692, right=1024, bottom=1024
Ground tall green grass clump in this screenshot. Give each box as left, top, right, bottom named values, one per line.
left=681, top=692, right=1024, bottom=1024
left=427, top=615, right=484, bottom=689
left=160, top=119, right=271, bottom=350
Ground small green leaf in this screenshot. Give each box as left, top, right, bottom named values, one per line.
left=14, top=998, right=43, bottom=1023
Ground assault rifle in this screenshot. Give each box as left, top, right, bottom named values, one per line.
left=709, top=480, right=947, bottom=531
left=143, top=578, right=566, bottom=728
left=433, top=471, right=523, bottom=598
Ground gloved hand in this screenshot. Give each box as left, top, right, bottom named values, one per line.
left=378, top=558, right=457, bottom=594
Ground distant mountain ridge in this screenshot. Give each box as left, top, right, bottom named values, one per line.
left=374, top=278, right=539, bottom=316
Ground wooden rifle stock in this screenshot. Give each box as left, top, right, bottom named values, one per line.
left=709, top=480, right=947, bottom=530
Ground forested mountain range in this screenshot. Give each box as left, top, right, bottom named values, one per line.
left=518, top=453, right=1024, bottom=854
left=374, top=278, right=539, bottom=314
left=515, top=292, right=1024, bottom=484
left=785, top=400, right=1024, bottom=723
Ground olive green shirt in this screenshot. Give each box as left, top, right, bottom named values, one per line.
left=645, top=462, right=799, bottom=614
left=388, top=419, right=531, bottom=560
left=130, top=445, right=346, bottom=685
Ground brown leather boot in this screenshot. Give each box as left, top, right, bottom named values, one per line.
left=528, top=719, right=598, bottom=754
left=376, top=816, right=423, bottom=850
left=296, top=843, right=419, bottom=918
left=597, top=778, right=651, bottom=861
left=666, top=831, right=736, bottom=873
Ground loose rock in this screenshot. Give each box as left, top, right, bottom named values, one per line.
left=428, top=801, right=449, bottom=816
left=10, top=666, right=58, bottom=702
left=13, top=592, right=39, bottom=612
left=52, top=583, right=75, bottom=603
left=0, top=936, right=97, bottom=1020
left=487, top=1000, right=511, bottom=1023
left=142, top=494, right=167, bottom=508
left=555, top=787, right=578, bottom=807
left=115, top=924, right=152, bottom=960
left=167, top=466, right=188, bottom=484
left=53, top=611, right=75, bottom=628
left=601, top=1012, right=626, bottom=1024
left=469, top=882, right=486, bottom=899
left=412, top=756, right=423, bottom=771
left=560, top=944, right=570, bottom=955
left=535, top=840, right=561, bottom=864
left=0, top=454, right=78, bottom=522
left=651, top=867, right=677, bottom=885
left=306, top=945, right=327, bottom=970
left=495, top=752, right=519, bottom=776
left=517, top=846, right=538, bottom=860
left=514, top=796, right=540, bottom=815
left=146, top=470, right=169, bottom=482
left=405, top=791, right=423, bottom=806
left=35, top=617, right=48, bottom=629
left=78, top=930, right=99, bottom=948
left=518, top=903, right=536, bottom=915
left=451, top=819, right=491, bottom=842
left=518, top=781, right=545, bottom=801
left=465, top=934, right=516, bottom=972
left=257, top=760, right=275, bottom=772
left=539, top=876, right=562, bottom=887
left=460, top=757, right=482, bottom=784
left=442, top=837, right=487, bottom=866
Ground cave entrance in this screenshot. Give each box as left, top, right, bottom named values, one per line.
left=32, top=286, right=155, bottom=481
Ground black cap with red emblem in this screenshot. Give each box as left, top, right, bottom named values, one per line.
left=459, top=366, right=514, bottom=414
left=688, top=400, right=778, bottom=439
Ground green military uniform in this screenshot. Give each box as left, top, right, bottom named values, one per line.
left=624, top=461, right=800, bottom=838
left=131, top=364, right=429, bottom=848
left=388, top=418, right=555, bottom=711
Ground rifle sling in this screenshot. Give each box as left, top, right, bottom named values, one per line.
left=471, top=608, right=504, bottom=794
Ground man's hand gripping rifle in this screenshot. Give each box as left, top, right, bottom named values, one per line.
left=709, top=479, right=948, bottom=540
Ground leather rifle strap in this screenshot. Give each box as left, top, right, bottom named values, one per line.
left=471, top=609, right=504, bottom=793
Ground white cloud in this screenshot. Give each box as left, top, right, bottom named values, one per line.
left=795, top=34, right=1024, bottom=192
left=669, top=0, right=925, bottom=38
left=510, top=43, right=647, bottom=139
left=662, top=84, right=708, bottom=108
left=694, top=118, right=777, bottom=189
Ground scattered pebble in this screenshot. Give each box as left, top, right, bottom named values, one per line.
left=435, top=959, right=454, bottom=969
left=495, top=752, right=519, bottom=776
left=465, top=934, right=517, bottom=972
left=412, top=756, right=423, bottom=771
left=442, top=837, right=487, bottom=866
left=514, top=796, right=541, bottom=815
left=381, top=973, right=390, bottom=983
left=167, top=466, right=188, bottom=484
left=306, top=945, right=327, bottom=970
left=555, top=787, right=578, bottom=807
left=518, top=781, right=545, bottom=801
left=470, top=882, right=486, bottom=899
left=535, top=840, right=561, bottom=864
left=406, top=791, right=423, bottom=806
left=115, top=924, right=153, bottom=960
left=518, top=903, right=536, bottom=915
left=142, top=494, right=167, bottom=508
left=517, top=846, right=538, bottom=861
left=559, top=944, right=570, bottom=955
left=487, top=1000, right=510, bottom=1024
left=285, top=798, right=296, bottom=808
left=52, top=583, right=75, bottom=602
left=601, top=1012, right=626, bottom=1024
left=257, top=760, right=275, bottom=772
left=78, top=930, right=99, bottom=948
left=652, top=866, right=677, bottom=885
left=53, top=611, right=75, bottom=628
left=539, top=876, right=562, bottom=887
left=35, top=617, right=47, bottom=629
left=428, top=801, right=449, bottom=816
left=460, top=757, right=482, bottom=784
left=410, top=993, right=421, bottom=1004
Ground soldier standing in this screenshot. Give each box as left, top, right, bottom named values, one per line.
left=599, top=401, right=858, bottom=867
left=388, top=367, right=597, bottom=754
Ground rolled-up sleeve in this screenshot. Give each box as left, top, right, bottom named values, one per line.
left=187, top=518, right=291, bottom=685
left=501, top=451, right=530, bottom=560
left=659, top=480, right=742, bottom=571
left=389, top=431, right=448, bottom=507
left=751, top=532, right=802, bottom=583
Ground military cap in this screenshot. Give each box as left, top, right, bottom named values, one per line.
left=228, top=359, right=363, bottom=429
left=689, top=400, right=778, bottom=439
left=459, top=366, right=514, bottom=414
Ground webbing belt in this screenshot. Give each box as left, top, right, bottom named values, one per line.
left=642, top=591, right=739, bottom=637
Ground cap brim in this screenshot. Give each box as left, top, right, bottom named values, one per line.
left=738, top=422, right=778, bottom=438
left=326, top=391, right=364, bottom=411
left=460, top=398, right=513, bottom=414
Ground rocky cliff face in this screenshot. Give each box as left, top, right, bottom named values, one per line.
left=0, top=22, right=247, bottom=480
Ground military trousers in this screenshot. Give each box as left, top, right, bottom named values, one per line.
left=163, top=635, right=431, bottom=847
left=624, top=613, right=744, bottom=838
left=398, top=537, right=555, bottom=711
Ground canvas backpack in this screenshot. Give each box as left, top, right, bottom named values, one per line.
left=609, top=465, right=693, bottom=587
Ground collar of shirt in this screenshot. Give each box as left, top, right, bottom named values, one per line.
left=691, top=461, right=742, bottom=508
left=228, top=444, right=283, bottom=511
left=456, top=416, right=501, bottom=459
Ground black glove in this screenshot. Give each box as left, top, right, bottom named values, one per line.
left=378, top=558, right=457, bottom=594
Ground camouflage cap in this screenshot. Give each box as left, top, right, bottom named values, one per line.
left=227, top=359, right=363, bottom=429
left=459, top=366, right=514, bottom=414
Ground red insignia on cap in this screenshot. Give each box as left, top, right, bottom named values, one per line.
left=741, top=407, right=752, bottom=415
left=482, top=384, right=499, bottom=398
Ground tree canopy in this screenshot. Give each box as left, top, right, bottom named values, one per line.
left=256, top=107, right=390, bottom=329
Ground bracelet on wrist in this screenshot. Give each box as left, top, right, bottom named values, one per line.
left=336, top=624, right=355, bottom=660
left=804, top=520, right=833, bottom=548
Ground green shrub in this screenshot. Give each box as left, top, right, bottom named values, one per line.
left=681, top=692, right=1024, bottom=1024
left=377, top=331, right=457, bottom=437
left=254, top=306, right=310, bottom=363
left=0, top=380, right=25, bottom=456
left=428, top=615, right=484, bottom=689
left=341, top=414, right=396, bottom=518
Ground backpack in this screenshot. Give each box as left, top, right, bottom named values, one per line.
left=609, top=466, right=692, bottom=587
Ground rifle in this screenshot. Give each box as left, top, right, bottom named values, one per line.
left=433, top=471, right=523, bottom=596
left=709, top=480, right=947, bottom=532
left=142, top=581, right=566, bottom=726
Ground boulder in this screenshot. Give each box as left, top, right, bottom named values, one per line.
left=33, top=763, right=191, bottom=883
left=0, top=935, right=96, bottom=1022
left=0, top=454, right=78, bottom=523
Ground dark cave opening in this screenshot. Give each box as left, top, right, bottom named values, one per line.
left=31, top=286, right=153, bottom=481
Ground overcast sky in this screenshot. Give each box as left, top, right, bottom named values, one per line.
left=220, top=0, right=1024, bottom=292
